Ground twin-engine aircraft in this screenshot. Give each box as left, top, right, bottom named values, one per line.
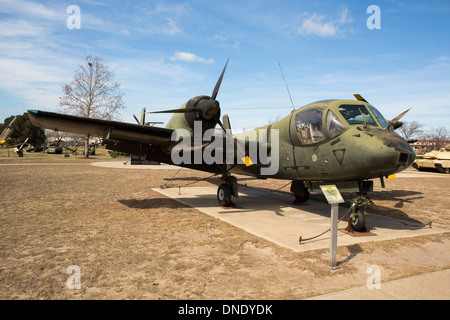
left=27, top=58, right=416, bottom=231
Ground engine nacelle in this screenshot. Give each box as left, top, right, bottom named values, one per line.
left=184, top=95, right=221, bottom=132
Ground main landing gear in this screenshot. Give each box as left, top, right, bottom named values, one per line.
left=217, top=175, right=238, bottom=207
left=291, top=181, right=310, bottom=204
left=217, top=177, right=371, bottom=232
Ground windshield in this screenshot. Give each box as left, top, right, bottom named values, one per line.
left=368, top=105, right=388, bottom=127
left=338, top=104, right=378, bottom=127
left=326, top=110, right=345, bottom=138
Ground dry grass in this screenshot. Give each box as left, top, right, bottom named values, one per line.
left=0, top=160, right=449, bottom=299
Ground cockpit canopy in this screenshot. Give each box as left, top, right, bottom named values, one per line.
left=294, top=101, right=388, bottom=146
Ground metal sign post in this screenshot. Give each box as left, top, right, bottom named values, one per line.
left=320, top=185, right=345, bottom=269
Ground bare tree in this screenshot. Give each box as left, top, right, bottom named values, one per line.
left=398, top=120, right=423, bottom=140
left=59, top=55, right=125, bottom=157
left=425, top=126, right=449, bottom=151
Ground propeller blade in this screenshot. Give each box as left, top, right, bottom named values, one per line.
left=133, top=114, right=140, bottom=124
left=151, top=108, right=197, bottom=114
left=391, top=107, right=413, bottom=122
left=211, top=54, right=231, bottom=100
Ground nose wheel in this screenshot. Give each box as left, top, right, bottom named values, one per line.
left=349, top=195, right=372, bottom=232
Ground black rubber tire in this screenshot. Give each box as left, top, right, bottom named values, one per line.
left=295, top=188, right=310, bottom=203
left=217, top=183, right=232, bottom=207
left=351, top=208, right=366, bottom=232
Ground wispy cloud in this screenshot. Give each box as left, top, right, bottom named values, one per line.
left=170, top=52, right=214, bottom=64
left=163, top=18, right=182, bottom=35
left=296, top=7, right=353, bottom=37
left=0, top=0, right=63, bottom=20
left=0, top=19, right=48, bottom=37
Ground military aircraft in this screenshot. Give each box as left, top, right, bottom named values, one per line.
left=26, top=58, right=416, bottom=231
left=0, top=116, right=17, bottom=145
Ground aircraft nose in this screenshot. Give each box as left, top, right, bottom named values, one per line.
left=397, top=148, right=416, bottom=170
left=381, top=131, right=416, bottom=173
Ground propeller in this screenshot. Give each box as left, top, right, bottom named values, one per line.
left=388, top=107, right=413, bottom=130
left=150, top=54, right=252, bottom=166
left=354, top=94, right=413, bottom=130
left=151, top=54, right=231, bottom=123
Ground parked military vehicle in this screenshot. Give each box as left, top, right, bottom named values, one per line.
left=413, top=148, right=450, bottom=174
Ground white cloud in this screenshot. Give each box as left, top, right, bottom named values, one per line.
left=298, top=14, right=337, bottom=37
left=296, top=7, right=353, bottom=37
left=170, top=52, right=214, bottom=64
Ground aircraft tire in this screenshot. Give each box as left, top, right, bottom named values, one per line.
left=217, top=183, right=232, bottom=207
left=295, top=189, right=310, bottom=203
left=351, top=209, right=366, bottom=232
left=291, top=181, right=310, bottom=203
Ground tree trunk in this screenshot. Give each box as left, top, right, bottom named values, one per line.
left=84, top=135, right=90, bottom=158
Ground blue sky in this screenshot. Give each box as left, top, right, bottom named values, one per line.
left=0, top=0, right=449, bottom=134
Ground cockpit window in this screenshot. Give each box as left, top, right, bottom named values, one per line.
left=326, top=110, right=345, bottom=138
left=368, top=105, right=388, bottom=127
left=295, top=108, right=326, bottom=145
left=338, top=105, right=378, bottom=127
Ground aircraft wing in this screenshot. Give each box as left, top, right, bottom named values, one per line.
left=27, top=110, right=174, bottom=155
left=27, top=110, right=273, bottom=175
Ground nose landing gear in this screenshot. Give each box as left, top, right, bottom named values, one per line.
left=348, top=195, right=373, bottom=232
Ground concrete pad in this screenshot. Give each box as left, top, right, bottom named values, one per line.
left=153, top=186, right=446, bottom=253
left=308, top=269, right=450, bottom=300
left=395, top=171, right=449, bottom=178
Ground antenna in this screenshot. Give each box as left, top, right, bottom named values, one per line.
left=278, top=61, right=295, bottom=111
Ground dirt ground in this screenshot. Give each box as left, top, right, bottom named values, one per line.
left=0, top=157, right=449, bottom=300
